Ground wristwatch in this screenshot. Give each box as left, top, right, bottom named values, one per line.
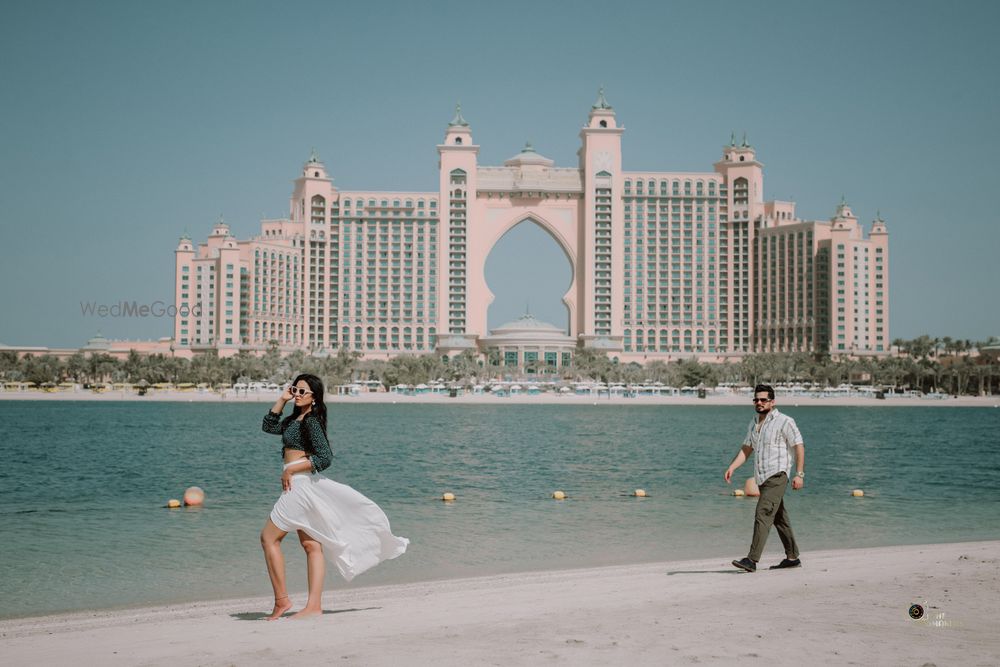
left=795, top=472, right=805, bottom=478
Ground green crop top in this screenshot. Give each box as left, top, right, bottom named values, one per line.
left=262, top=411, right=333, bottom=473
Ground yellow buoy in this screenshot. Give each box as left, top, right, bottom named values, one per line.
left=166, top=499, right=181, bottom=508
left=441, top=492, right=456, bottom=502
left=732, top=489, right=745, bottom=497
left=633, top=489, right=647, bottom=497
left=552, top=490, right=566, bottom=500
left=183, top=486, right=205, bottom=506
left=852, top=489, right=865, bottom=497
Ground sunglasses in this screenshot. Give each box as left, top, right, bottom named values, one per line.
left=752, top=398, right=772, bottom=403
left=289, top=387, right=313, bottom=396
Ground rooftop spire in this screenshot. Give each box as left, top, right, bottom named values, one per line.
left=729, top=131, right=736, bottom=147
left=308, top=147, right=320, bottom=163
left=835, top=195, right=854, bottom=219
left=592, top=86, right=613, bottom=110
left=741, top=131, right=750, bottom=148
left=449, top=102, right=469, bottom=127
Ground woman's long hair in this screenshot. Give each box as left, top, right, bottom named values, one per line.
left=280, top=373, right=327, bottom=455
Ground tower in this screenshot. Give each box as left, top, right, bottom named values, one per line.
left=714, top=133, right=765, bottom=353
left=291, top=151, right=335, bottom=350
left=437, top=104, right=479, bottom=339
left=173, top=234, right=195, bottom=347
left=578, top=87, right=624, bottom=348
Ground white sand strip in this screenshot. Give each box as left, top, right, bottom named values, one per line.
left=2, top=541, right=998, bottom=666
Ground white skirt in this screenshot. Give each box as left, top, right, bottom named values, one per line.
left=270, top=460, right=409, bottom=581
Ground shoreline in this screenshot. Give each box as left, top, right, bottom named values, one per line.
left=1, top=389, right=998, bottom=407
left=2, top=540, right=997, bottom=665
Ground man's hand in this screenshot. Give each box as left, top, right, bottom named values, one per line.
left=792, top=475, right=804, bottom=491
left=724, top=468, right=734, bottom=483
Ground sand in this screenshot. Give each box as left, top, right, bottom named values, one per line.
left=2, top=388, right=998, bottom=408
left=1, top=541, right=997, bottom=666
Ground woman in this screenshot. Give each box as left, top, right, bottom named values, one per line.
left=260, top=373, right=408, bottom=620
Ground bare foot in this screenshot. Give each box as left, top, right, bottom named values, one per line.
left=289, top=607, right=322, bottom=620
left=265, top=596, right=293, bottom=621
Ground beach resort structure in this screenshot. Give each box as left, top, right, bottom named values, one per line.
left=172, top=92, right=889, bottom=366
left=0, top=334, right=174, bottom=362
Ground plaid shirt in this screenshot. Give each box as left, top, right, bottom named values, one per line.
left=743, top=408, right=804, bottom=484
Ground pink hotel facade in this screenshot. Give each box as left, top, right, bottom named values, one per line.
left=173, top=92, right=889, bottom=365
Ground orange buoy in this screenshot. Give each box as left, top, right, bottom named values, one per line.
left=183, top=486, right=205, bottom=506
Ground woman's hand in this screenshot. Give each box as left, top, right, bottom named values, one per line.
left=281, top=469, right=294, bottom=492
left=269, top=386, right=292, bottom=416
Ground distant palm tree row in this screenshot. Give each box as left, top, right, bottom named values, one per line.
left=1, top=335, right=997, bottom=396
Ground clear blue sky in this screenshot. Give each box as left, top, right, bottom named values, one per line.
left=1, top=0, right=997, bottom=347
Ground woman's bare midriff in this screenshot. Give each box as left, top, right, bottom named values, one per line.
left=283, top=450, right=309, bottom=464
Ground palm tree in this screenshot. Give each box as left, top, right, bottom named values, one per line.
left=22, top=354, right=63, bottom=385
left=318, top=347, right=362, bottom=386
left=571, top=347, right=613, bottom=384
left=891, top=338, right=907, bottom=358
left=940, top=336, right=955, bottom=358
left=909, top=335, right=935, bottom=361
left=449, top=349, right=481, bottom=383
left=64, top=352, right=88, bottom=383
left=87, top=353, right=120, bottom=384
left=123, top=350, right=144, bottom=381
left=677, top=359, right=717, bottom=387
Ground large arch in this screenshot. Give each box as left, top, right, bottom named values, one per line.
left=467, top=210, right=579, bottom=339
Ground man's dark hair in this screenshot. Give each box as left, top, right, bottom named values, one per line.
left=754, top=384, right=775, bottom=400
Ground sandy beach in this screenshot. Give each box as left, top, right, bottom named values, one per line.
left=1, top=541, right=996, bottom=666
left=2, top=388, right=998, bottom=407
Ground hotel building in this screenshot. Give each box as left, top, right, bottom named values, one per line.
left=173, top=91, right=889, bottom=365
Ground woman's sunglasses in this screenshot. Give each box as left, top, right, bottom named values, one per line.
left=289, top=387, right=313, bottom=396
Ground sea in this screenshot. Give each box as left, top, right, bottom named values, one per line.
left=1, top=400, right=999, bottom=619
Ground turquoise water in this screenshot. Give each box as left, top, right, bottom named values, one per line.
left=1, top=401, right=999, bottom=619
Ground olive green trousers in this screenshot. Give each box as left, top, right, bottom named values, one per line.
left=748, top=472, right=799, bottom=562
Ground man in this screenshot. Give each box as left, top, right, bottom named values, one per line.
left=725, top=384, right=805, bottom=572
